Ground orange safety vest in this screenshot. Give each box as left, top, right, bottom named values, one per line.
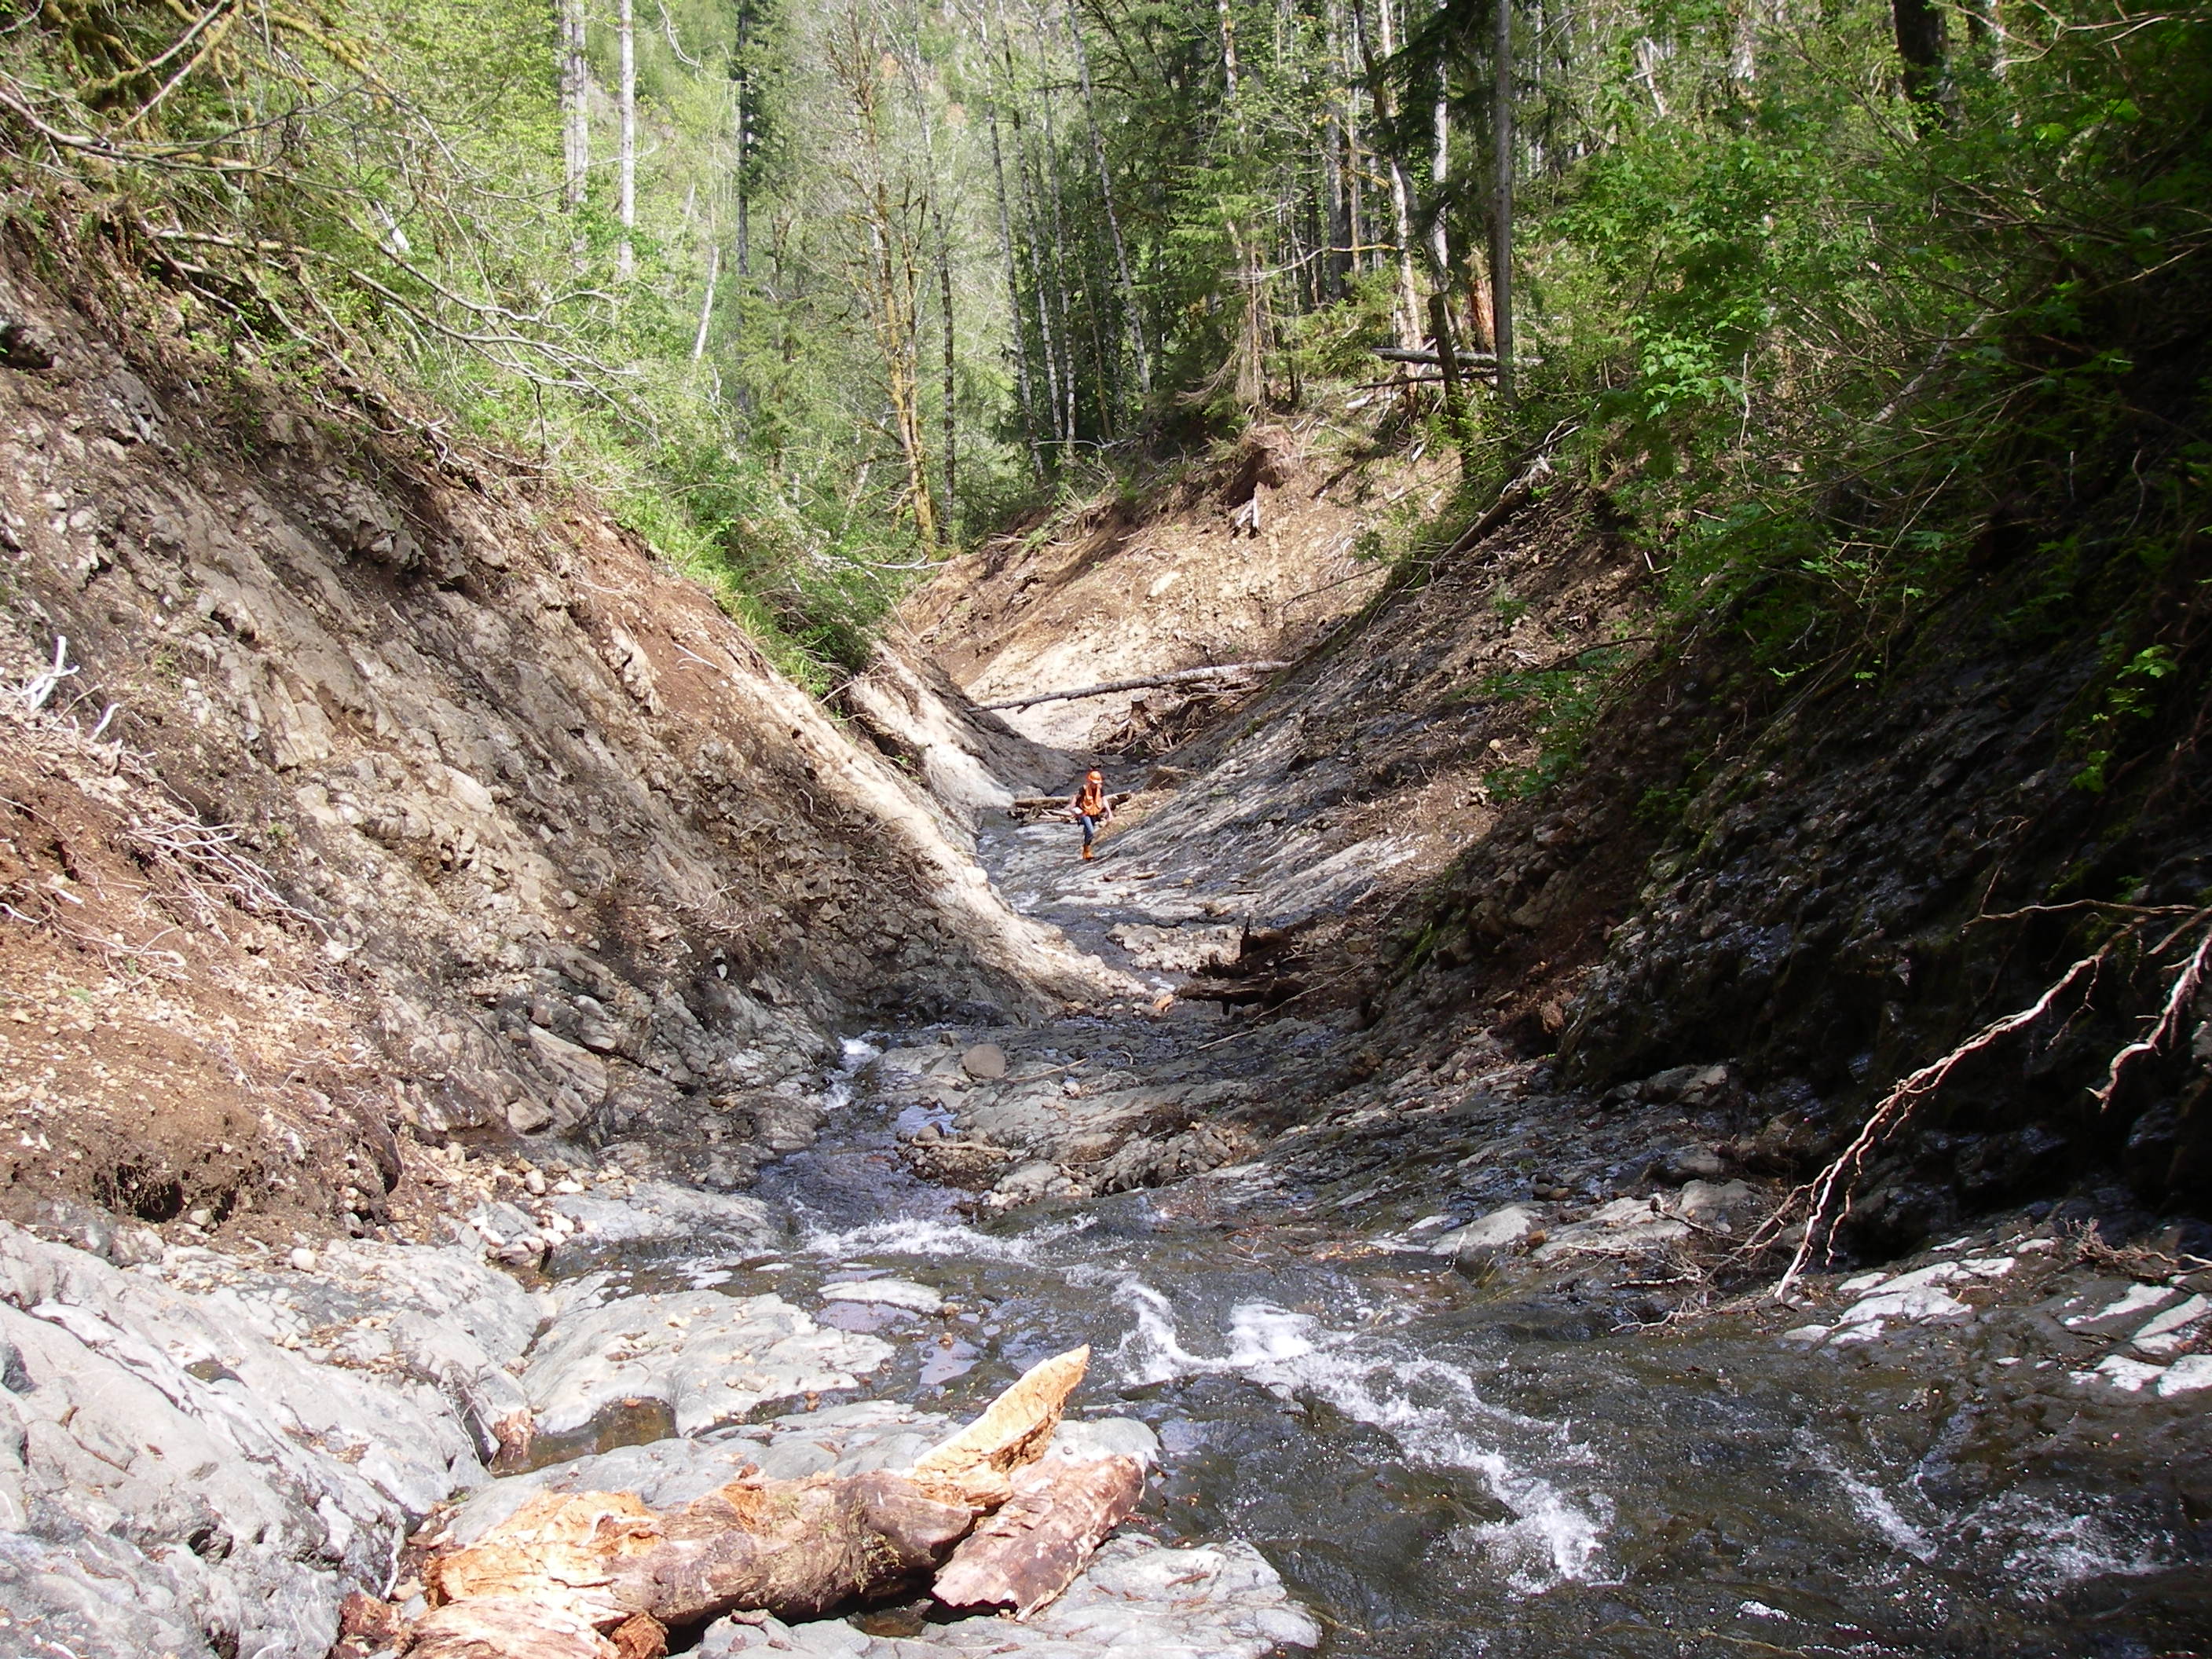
left=1076, top=778, right=1105, bottom=815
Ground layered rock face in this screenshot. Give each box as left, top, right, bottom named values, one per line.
left=0, top=255, right=1110, bottom=1240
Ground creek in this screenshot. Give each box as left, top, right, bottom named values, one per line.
left=575, top=810, right=2202, bottom=1658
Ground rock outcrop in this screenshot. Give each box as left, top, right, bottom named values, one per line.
left=0, top=249, right=1113, bottom=1243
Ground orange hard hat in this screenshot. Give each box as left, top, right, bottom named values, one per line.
left=1086, top=769, right=1102, bottom=780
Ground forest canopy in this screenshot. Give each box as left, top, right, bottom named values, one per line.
left=2, top=0, right=2205, bottom=684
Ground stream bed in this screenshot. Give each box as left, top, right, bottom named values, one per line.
left=666, top=1029, right=2199, bottom=1659
left=744, top=808, right=2212, bottom=1656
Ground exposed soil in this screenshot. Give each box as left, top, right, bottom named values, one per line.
left=903, top=424, right=1443, bottom=749
left=0, top=229, right=1112, bottom=1260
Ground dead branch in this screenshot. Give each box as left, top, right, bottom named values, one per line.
left=128, top=818, right=323, bottom=931
left=408, top=1347, right=1116, bottom=1651
left=979, top=662, right=1291, bottom=712
left=2092, top=916, right=2212, bottom=1106
left=932, top=1455, right=1145, bottom=1617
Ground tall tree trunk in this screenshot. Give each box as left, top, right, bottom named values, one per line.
left=986, top=107, right=1042, bottom=479
left=692, top=243, right=719, bottom=361
left=1068, top=13, right=1151, bottom=397
left=1892, top=0, right=1947, bottom=110
left=828, top=5, right=936, bottom=548
left=1431, top=68, right=1450, bottom=276
left=1038, top=84, right=1079, bottom=444
left=1322, top=0, right=1350, bottom=298
left=1217, top=0, right=1240, bottom=97
left=617, top=0, right=636, bottom=277
left=561, top=0, right=588, bottom=211
left=1380, top=0, right=1421, bottom=348
left=1020, top=134, right=1067, bottom=451
left=1342, top=0, right=1369, bottom=277
left=1492, top=0, right=1514, bottom=405
left=936, top=203, right=958, bottom=522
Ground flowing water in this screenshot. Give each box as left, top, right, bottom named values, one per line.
left=731, top=1047, right=2204, bottom=1659
left=600, top=815, right=2204, bottom=1657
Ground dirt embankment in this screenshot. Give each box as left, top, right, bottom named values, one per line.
left=911, top=408, right=2209, bottom=1254
left=903, top=425, right=1444, bottom=749
left=0, top=249, right=1115, bottom=1254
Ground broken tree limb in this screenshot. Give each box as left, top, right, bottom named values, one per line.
left=607, top=1469, right=974, bottom=1625
left=932, top=1454, right=1147, bottom=1617
left=909, top=1344, right=1090, bottom=1510
left=979, top=662, right=1291, bottom=712
left=1009, top=789, right=1133, bottom=819
left=405, top=1347, right=1102, bottom=1653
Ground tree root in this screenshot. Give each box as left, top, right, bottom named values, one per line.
left=1756, top=905, right=2212, bottom=1300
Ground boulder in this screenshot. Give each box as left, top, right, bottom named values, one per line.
left=520, top=1291, right=892, bottom=1438
left=1429, top=1205, right=1536, bottom=1266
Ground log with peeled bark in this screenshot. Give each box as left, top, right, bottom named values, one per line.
left=401, top=1346, right=1101, bottom=1657
left=932, top=1453, right=1147, bottom=1617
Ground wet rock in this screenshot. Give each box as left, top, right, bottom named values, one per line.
left=2130, top=1293, right=2207, bottom=1357
left=2159, top=1354, right=2212, bottom=1397
left=1827, top=1284, right=1972, bottom=1342
left=1430, top=1205, right=1536, bottom=1266
left=820, top=1279, right=946, bottom=1315
left=546, top=1181, right=782, bottom=1271
left=961, top=1044, right=1009, bottom=1081
left=990, top=1161, right=1067, bottom=1207
left=520, top=1291, right=892, bottom=1437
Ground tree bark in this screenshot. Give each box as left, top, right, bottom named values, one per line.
left=1892, top=0, right=1947, bottom=111
left=691, top=244, right=719, bottom=361
left=617, top=0, right=636, bottom=277
left=986, top=104, right=1042, bottom=478
left=1428, top=291, right=1468, bottom=470
left=828, top=3, right=937, bottom=548
left=561, top=0, right=589, bottom=212
left=1431, top=71, right=1451, bottom=276
left=1491, top=0, right=1514, bottom=406
left=407, top=1348, right=1102, bottom=1653
left=936, top=203, right=958, bottom=521
left=933, top=1456, right=1147, bottom=1617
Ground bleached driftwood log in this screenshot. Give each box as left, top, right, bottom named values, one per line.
left=401, top=1346, right=1104, bottom=1657
left=932, top=1453, right=1147, bottom=1617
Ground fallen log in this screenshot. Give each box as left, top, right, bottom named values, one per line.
left=1009, top=789, right=1133, bottom=819
left=404, top=1347, right=1101, bottom=1655
left=607, top=1469, right=975, bottom=1625
left=909, top=1343, right=1089, bottom=1510
left=979, top=661, right=1291, bottom=713
left=932, top=1454, right=1147, bottom=1617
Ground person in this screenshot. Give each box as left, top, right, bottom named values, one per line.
left=1068, top=768, right=1112, bottom=861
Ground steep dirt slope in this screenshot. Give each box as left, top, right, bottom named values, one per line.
left=1013, top=484, right=1654, bottom=1016
left=903, top=425, right=1445, bottom=747
left=0, top=247, right=1118, bottom=1251
left=911, top=412, right=2209, bottom=1256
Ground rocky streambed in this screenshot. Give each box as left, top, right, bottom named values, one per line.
left=3, top=807, right=2209, bottom=1658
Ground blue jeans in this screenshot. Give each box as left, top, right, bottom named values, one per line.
left=1079, top=813, right=1102, bottom=849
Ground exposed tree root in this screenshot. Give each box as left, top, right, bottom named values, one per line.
left=1756, top=905, right=2212, bottom=1300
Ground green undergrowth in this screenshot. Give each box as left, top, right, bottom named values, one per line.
left=1398, top=0, right=2212, bottom=807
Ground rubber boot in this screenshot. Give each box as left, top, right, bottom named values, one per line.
left=1082, top=844, right=1094, bottom=861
